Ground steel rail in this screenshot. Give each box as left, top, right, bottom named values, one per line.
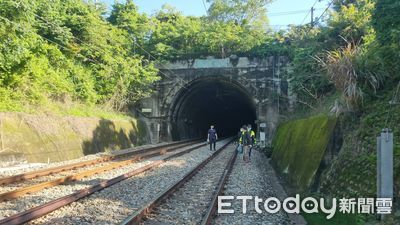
left=0, top=140, right=200, bottom=202
left=200, top=147, right=237, bottom=225
left=0, top=140, right=196, bottom=185
left=0, top=140, right=211, bottom=225
left=119, top=138, right=234, bottom=225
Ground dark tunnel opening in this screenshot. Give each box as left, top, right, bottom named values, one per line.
left=170, top=77, right=257, bottom=140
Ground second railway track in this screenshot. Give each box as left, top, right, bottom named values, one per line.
left=0, top=140, right=198, bottom=184
left=0, top=139, right=232, bottom=224
left=0, top=140, right=200, bottom=202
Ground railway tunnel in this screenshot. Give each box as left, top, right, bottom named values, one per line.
left=139, top=56, right=288, bottom=143
left=169, top=77, right=257, bottom=140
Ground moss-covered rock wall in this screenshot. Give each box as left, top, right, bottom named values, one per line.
left=272, top=114, right=337, bottom=192
left=0, top=112, right=150, bottom=164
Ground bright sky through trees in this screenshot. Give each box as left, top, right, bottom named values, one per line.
left=101, top=0, right=330, bottom=29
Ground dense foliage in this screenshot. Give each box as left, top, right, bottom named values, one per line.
left=0, top=0, right=159, bottom=112
left=0, top=0, right=278, bottom=113
left=371, top=0, right=400, bottom=81
left=282, top=0, right=399, bottom=113
left=1, top=0, right=399, bottom=115
left=143, top=3, right=268, bottom=59
left=0, top=0, right=399, bottom=222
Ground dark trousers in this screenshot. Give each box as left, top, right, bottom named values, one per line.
left=209, top=141, right=216, bottom=150
left=249, top=146, right=253, bottom=158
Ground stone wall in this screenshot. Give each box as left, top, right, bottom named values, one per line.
left=139, top=56, right=293, bottom=142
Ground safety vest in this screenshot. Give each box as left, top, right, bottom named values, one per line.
left=239, top=130, right=256, bottom=144
left=250, top=130, right=256, bottom=144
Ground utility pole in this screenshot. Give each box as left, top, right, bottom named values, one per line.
left=311, top=7, right=315, bottom=27
left=377, top=128, right=394, bottom=220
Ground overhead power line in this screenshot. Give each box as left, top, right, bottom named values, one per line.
left=34, top=14, right=186, bottom=90
left=31, top=8, right=190, bottom=89
left=268, top=8, right=323, bottom=17
left=300, top=0, right=320, bottom=25
left=314, top=0, right=334, bottom=24
left=384, top=81, right=400, bottom=128
left=0, top=15, right=100, bottom=64
left=201, top=0, right=208, bottom=16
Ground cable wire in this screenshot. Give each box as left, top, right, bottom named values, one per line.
left=0, top=15, right=94, bottom=62
left=384, top=81, right=400, bottom=129
left=300, top=0, right=320, bottom=25
left=269, top=8, right=323, bottom=17
left=201, top=0, right=208, bottom=16
left=30, top=8, right=190, bottom=89
left=35, top=13, right=186, bottom=85
left=314, top=0, right=334, bottom=24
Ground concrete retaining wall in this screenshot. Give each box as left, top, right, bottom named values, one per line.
left=271, top=114, right=337, bottom=192
left=0, top=113, right=150, bottom=164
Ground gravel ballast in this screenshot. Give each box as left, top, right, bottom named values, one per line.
left=17, top=140, right=230, bottom=224
left=1, top=140, right=293, bottom=225
left=0, top=142, right=177, bottom=178
left=143, top=143, right=235, bottom=225
left=213, top=148, right=291, bottom=225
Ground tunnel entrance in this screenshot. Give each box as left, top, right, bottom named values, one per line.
left=169, top=77, right=257, bottom=140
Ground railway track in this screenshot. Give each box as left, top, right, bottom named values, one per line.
left=0, top=140, right=196, bottom=185
left=0, top=139, right=231, bottom=225
left=120, top=140, right=237, bottom=225
left=0, top=140, right=199, bottom=202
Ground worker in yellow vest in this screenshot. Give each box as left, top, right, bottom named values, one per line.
left=247, top=124, right=256, bottom=161
left=239, top=125, right=252, bottom=162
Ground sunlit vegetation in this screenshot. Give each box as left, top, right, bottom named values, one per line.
left=0, top=0, right=159, bottom=114
left=0, top=0, right=399, bottom=223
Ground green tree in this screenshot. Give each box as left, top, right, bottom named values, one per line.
left=0, top=0, right=159, bottom=112
left=108, top=0, right=149, bottom=46
left=144, top=5, right=204, bottom=59
left=371, top=0, right=400, bottom=79
left=144, top=4, right=266, bottom=59
left=372, top=0, right=400, bottom=45
left=328, top=0, right=375, bottom=43
left=206, top=0, right=271, bottom=32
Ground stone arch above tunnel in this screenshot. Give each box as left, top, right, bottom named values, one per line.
left=135, top=56, right=294, bottom=143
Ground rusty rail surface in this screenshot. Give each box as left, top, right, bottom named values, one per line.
left=119, top=138, right=234, bottom=225
left=0, top=141, right=200, bottom=202
left=0, top=140, right=196, bottom=185
left=0, top=141, right=210, bottom=225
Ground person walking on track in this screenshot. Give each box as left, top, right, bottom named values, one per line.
left=247, top=124, right=256, bottom=161
left=236, top=127, right=244, bottom=154
left=207, top=125, right=218, bottom=151
left=239, top=125, right=252, bottom=162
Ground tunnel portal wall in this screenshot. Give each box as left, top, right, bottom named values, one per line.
left=136, top=56, right=293, bottom=143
